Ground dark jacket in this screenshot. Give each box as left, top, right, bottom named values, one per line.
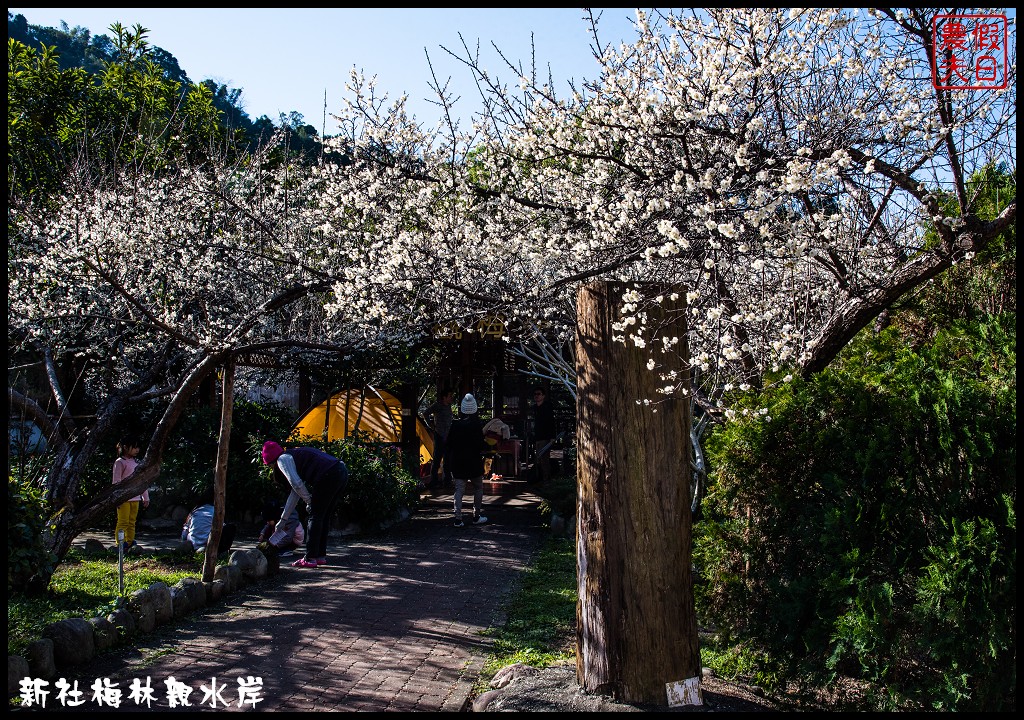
left=276, top=446, right=342, bottom=489
left=424, top=399, right=454, bottom=439
left=444, top=414, right=488, bottom=479
left=533, top=400, right=556, bottom=442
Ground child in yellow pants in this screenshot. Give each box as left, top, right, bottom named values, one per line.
left=112, top=438, right=149, bottom=552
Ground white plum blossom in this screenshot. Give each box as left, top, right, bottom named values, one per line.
left=10, top=7, right=1014, bottom=432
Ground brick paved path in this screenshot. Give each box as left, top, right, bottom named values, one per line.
left=53, top=493, right=548, bottom=713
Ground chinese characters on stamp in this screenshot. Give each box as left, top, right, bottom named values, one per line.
left=931, top=13, right=1009, bottom=90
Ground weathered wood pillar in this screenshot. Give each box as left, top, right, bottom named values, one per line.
left=575, top=280, right=700, bottom=706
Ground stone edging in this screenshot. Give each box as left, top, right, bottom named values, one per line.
left=7, top=547, right=280, bottom=698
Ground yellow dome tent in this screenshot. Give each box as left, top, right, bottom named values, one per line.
left=290, top=386, right=435, bottom=468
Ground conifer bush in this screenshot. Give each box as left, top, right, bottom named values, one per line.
left=694, top=314, right=1015, bottom=711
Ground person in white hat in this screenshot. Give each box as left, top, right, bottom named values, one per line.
left=443, top=393, right=490, bottom=527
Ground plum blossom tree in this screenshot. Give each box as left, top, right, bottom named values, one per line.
left=7, top=134, right=378, bottom=589
left=300, top=7, right=1014, bottom=703
left=290, top=9, right=1016, bottom=432
left=8, top=6, right=1014, bottom=696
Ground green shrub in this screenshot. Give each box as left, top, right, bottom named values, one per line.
left=912, top=504, right=1016, bottom=711
left=159, top=399, right=296, bottom=517
left=535, top=474, right=578, bottom=524
left=73, top=398, right=296, bottom=525
left=694, top=315, right=1015, bottom=711
left=7, top=473, right=58, bottom=593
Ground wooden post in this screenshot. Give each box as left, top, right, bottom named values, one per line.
left=398, top=382, right=420, bottom=475
left=459, top=335, right=474, bottom=396
left=298, top=369, right=312, bottom=413
left=575, top=280, right=700, bottom=706
left=202, top=357, right=234, bottom=583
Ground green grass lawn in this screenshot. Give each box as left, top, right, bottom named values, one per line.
left=479, top=535, right=578, bottom=681
left=7, top=548, right=202, bottom=657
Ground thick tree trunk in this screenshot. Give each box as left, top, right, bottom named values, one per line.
left=801, top=248, right=952, bottom=376
left=575, top=281, right=700, bottom=706
left=203, top=359, right=234, bottom=582
left=21, top=353, right=218, bottom=593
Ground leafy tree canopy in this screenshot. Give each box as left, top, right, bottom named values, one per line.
left=7, top=11, right=324, bottom=157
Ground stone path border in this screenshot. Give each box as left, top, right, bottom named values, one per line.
left=11, top=492, right=548, bottom=712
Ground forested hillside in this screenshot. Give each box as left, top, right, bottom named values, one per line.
left=8, top=10, right=322, bottom=155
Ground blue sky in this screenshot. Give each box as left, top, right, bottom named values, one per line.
left=9, top=8, right=641, bottom=134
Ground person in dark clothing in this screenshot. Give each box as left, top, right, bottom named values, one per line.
left=531, top=386, right=557, bottom=483
left=444, top=394, right=490, bottom=527
left=423, top=388, right=455, bottom=488
left=262, top=441, right=348, bottom=569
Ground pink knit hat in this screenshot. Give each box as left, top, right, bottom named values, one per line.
left=261, top=441, right=284, bottom=466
